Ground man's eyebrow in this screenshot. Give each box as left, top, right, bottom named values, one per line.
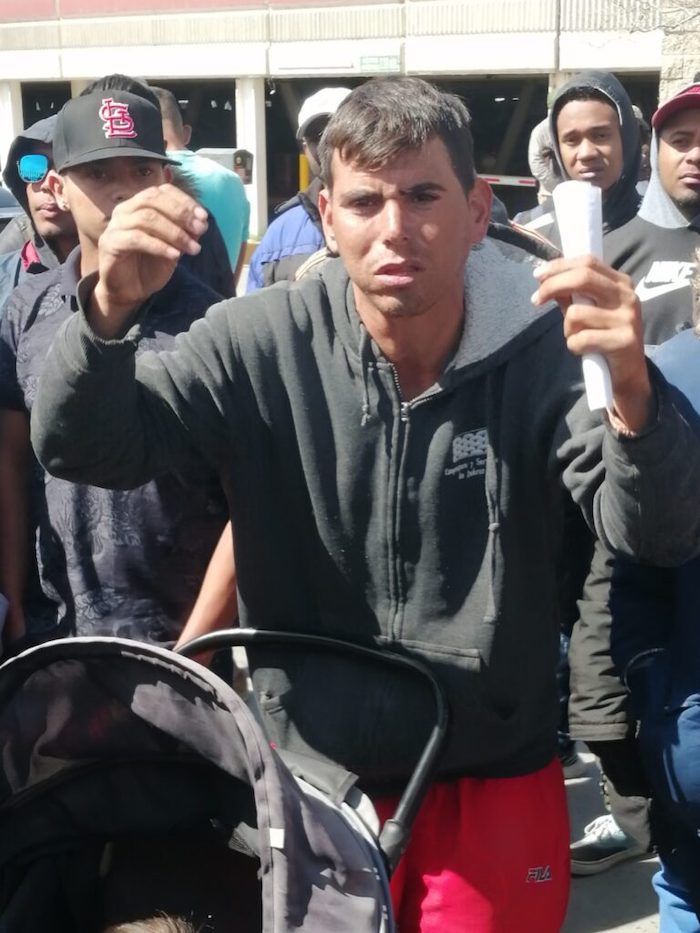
left=338, top=181, right=446, bottom=203
left=340, top=186, right=377, bottom=202
left=400, top=181, right=447, bottom=195
left=561, top=122, right=611, bottom=136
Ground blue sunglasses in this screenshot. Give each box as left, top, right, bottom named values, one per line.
left=17, top=153, right=52, bottom=184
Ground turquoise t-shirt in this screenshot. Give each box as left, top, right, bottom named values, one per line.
left=173, top=149, right=250, bottom=269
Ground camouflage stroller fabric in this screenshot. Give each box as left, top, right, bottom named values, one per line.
left=0, top=638, right=394, bottom=932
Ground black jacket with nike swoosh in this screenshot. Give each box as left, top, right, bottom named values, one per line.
left=570, top=125, right=698, bottom=756
left=604, top=119, right=698, bottom=347
left=603, top=217, right=697, bottom=346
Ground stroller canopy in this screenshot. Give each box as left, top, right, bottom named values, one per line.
left=0, top=638, right=391, bottom=932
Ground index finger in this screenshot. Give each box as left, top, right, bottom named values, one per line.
left=533, top=254, right=616, bottom=283
left=108, top=184, right=209, bottom=255
left=532, top=257, right=633, bottom=309
left=121, top=182, right=209, bottom=237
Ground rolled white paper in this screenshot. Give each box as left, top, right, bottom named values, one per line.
left=552, top=180, right=613, bottom=412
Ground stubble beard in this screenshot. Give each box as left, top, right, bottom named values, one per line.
left=674, top=188, right=700, bottom=220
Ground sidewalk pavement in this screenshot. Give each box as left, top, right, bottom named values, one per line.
left=564, top=750, right=659, bottom=933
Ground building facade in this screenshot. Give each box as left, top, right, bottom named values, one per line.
left=0, top=0, right=687, bottom=233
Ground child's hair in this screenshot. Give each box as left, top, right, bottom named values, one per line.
left=104, top=916, right=199, bottom=932
left=98, top=832, right=260, bottom=932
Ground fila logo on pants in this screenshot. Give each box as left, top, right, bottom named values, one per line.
left=526, top=865, right=553, bottom=883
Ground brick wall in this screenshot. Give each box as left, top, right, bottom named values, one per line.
left=659, top=0, right=700, bottom=99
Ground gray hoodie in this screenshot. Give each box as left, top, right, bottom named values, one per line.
left=30, top=241, right=700, bottom=788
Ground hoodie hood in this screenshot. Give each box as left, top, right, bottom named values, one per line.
left=639, top=85, right=700, bottom=230
left=2, top=115, right=67, bottom=270
left=3, top=115, right=57, bottom=212
left=451, top=235, right=557, bottom=371
left=550, top=71, right=641, bottom=233
left=637, top=127, right=695, bottom=228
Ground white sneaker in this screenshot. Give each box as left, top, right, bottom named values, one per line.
left=570, top=814, right=647, bottom=876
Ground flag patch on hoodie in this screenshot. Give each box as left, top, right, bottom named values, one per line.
left=445, top=428, right=487, bottom=479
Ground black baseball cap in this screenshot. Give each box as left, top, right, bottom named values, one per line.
left=53, top=89, right=178, bottom=172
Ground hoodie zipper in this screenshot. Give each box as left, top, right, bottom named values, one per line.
left=388, top=366, right=444, bottom=640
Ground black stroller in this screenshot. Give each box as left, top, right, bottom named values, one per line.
left=0, top=630, right=448, bottom=932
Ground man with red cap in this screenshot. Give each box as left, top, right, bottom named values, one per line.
left=604, top=81, right=700, bottom=346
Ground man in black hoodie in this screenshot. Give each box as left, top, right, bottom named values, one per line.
left=518, top=70, right=641, bottom=246
left=516, top=71, right=653, bottom=876
left=0, top=116, right=78, bottom=310
left=568, top=82, right=700, bottom=880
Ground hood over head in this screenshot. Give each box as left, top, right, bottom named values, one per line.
left=1, top=114, right=74, bottom=269
left=639, top=83, right=700, bottom=229
left=3, top=115, right=57, bottom=213
left=549, top=70, right=641, bottom=233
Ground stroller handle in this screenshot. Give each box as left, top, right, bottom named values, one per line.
left=176, top=627, right=449, bottom=874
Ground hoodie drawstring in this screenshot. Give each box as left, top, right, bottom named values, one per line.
left=358, top=326, right=375, bottom=427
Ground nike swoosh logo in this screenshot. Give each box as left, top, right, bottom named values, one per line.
left=635, top=279, right=691, bottom=302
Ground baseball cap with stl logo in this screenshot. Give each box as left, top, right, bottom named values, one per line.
left=53, top=89, right=179, bottom=172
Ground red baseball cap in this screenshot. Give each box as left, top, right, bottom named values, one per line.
left=652, top=83, right=700, bottom=131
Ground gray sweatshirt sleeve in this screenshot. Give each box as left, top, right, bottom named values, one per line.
left=32, top=277, right=700, bottom=570
left=31, top=277, right=242, bottom=490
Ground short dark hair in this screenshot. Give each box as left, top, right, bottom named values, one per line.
left=151, top=87, right=186, bottom=135
left=553, top=87, right=618, bottom=127
left=81, top=74, right=160, bottom=112
left=318, top=77, right=476, bottom=194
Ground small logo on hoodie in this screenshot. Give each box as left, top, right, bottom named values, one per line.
left=635, top=261, right=695, bottom=303
left=445, top=428, right=487, bottom=479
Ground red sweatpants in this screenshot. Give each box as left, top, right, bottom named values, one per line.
left=373, top=758, right=570, bottom=933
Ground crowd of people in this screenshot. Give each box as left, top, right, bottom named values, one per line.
left=0, top=67, right=699, bottom=932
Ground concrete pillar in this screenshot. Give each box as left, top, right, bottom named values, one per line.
left=548, top=71, right=573, bottom=96
left=235, top=77, right=267, bottom=240
left=0, top=81, right=24, bottom=180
